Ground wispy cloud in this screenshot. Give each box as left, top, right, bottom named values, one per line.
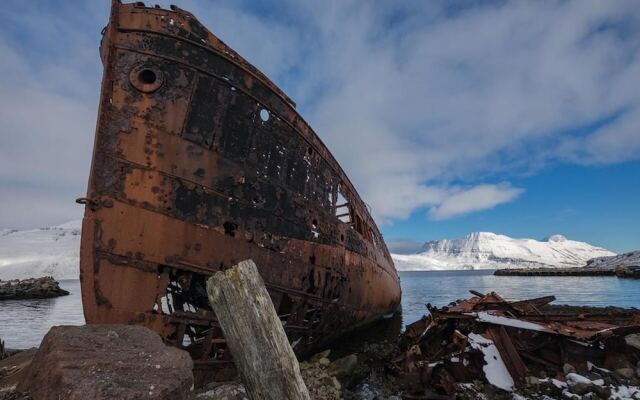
left=386, top=238, right=424, bottom=255
left=429, top=184, right=524, bottom=220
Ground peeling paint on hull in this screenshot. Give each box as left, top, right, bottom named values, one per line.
left=80, top=1, right=401, bottom=385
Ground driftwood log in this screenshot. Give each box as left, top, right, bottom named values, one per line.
left=206, top=260, right=311, bottom=400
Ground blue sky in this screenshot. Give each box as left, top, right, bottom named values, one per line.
left=0, top=1, right=639, bottom=253
left=386, top=161, right=640, bottom=253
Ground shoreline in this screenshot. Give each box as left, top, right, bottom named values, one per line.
left=3, top=293, right=639, bottom=399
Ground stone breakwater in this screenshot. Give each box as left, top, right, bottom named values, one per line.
left=0, top=277, right=69, bottom=300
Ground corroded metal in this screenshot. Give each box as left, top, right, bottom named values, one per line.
left=395, top=291, right=640, bottom=397
left=80, top=0, right=401, bottom=384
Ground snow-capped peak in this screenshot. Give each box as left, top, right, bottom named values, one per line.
left=545, top=234, right=567, bottom=242
left=393, top=232, right=615, bottom=271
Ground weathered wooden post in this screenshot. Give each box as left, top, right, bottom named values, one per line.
left=0, top=338, right=7, bottom=360
left=206, top=259, right=311, bottom=400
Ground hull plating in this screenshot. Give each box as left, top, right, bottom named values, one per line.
left=80, top=1, right=401, bottom=383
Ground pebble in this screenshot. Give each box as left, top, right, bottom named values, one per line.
left=616, top=368, right=635, bottom=379
left=563, top=363, right=576, bottom=374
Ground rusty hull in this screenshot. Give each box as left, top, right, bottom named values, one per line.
left=79, top=0, right=401, bottom=383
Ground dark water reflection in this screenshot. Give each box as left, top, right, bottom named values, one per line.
left=1, top=272, right=639, bottom=349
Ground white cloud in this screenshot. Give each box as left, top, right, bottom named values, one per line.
left=428, top=184, right=524, bottom=220
left=1, top=0, right=639, bottom=228
left=288, top=0, right=640, bottom=223
left=0, top=36, right=98, bottom=228
left=386, top=238, right=424, bottom=255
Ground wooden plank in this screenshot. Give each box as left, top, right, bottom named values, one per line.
left=206, top=259, right=311, bottom=400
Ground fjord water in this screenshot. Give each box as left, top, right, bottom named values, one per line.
left=400, top=270, right=640, bottom=325
left=1, top=272, right=639, bottom=349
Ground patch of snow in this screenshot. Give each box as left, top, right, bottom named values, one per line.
left=562, top=389, right=581, bottom=399
left=566, top=373, right=592, bottom=385
left=468, top=333, right=514, bottom=391
left=0, top=220, right=81, bottom=280
left=472, top=312, right=551, bottom=332
left=546, top=234, right=567, bottom=242
left=610, top=385, right=640, bottom=399
left=587, top=361, right=611, bottom=373
left=392, top=231, right=615, bottom=271
left=586, top=251, right=640, bottom=270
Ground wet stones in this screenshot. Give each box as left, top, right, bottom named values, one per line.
left=0, top=277, right=69, bottom=300
left=616, top=368, right=636, bottom=379
left=196, top=350, right=345, bottom=400
left=327, top=354, right=358, bottom=380
left=194, top=383, right=248, bottom=400
left=298, top=351, right=342, bottom=400
left=626, top=333, right=640, bottom=351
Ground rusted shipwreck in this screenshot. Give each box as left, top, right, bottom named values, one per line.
left=395, top=291, right=640, bottom=397
left=79, top=0, right=401, bottom=383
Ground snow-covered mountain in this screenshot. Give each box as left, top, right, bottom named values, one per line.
left=586, top=251, right=640, bottom=270
left=0, top=221, right=622, bottom=277
left=0, top=221, right=81, bottom=280
left=392, top=232, right=616, bottom=271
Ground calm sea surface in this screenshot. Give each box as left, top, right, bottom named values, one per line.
left=400, top=270, right=640, bottom=325
left=1, top=271, right=639, bottom=349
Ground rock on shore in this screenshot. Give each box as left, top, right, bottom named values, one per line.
left=13, top=325, right=193, bottom=400
left=0, top=277, right=69, bottom=300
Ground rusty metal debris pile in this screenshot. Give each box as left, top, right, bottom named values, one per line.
left=393, top=291, right=640, bottom=398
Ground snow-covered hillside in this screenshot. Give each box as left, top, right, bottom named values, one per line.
left=0, top=221, right=623, bottom=276
left=392, top=232, right=615, bottom=271
left=586, top=251, right=640, bottom=270
left=0, top=221, right=81, bottom=280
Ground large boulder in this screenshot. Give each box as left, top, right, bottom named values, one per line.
left=17, top=325, right=193, bottom=400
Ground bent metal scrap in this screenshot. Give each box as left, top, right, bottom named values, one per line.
left=395, top=291, right=640, bottom=397
left=78, top=0, right=401, bottom=384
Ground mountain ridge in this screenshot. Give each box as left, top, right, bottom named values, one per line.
left=393, top=231, right=615, bottom=271
left=0, top=222, right=623, bottom=278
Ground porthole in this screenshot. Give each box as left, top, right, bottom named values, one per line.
left=138, top=69, right=157, bottom=84
left=129, top=64, right=164, bottom=93
left=259, top=109, right=270, bottom=122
